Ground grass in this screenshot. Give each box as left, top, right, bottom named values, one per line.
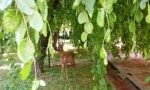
left=0, top=52, right=113, bottom=90
left=39, top=62, right=94, bottom=90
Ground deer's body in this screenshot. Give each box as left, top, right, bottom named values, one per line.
left=59, top=51, right=75, bottom=67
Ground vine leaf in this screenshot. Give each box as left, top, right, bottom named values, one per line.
left=129, top=21, right=136, bottom=33
left=135, top=10, right=143, bottom=23
left=148, top=4, right=150, bottom=14
left=16, top=0, right=36, bottom=15
left=104, top=58, right=108, bottom=65
left=140, top=1, right=146, bottom=10
left=36, top=0, right=48, bottom=21
left=97, top=8, right=105, bottom=27
left=73, top=0, right=80, bottom=9
left=109, top=12, right=116, bottom=22
left=84, top=22, right=93, bottom=34
left=81, top=31, right=88, bottom=42
left=133, top=0, right=137, bottom=4
left=104, top=29, right=111, bottom=43
left=85, top=0, right=95, bottom=18
left=19, top=61, right=32, bottom=80
left=29, top=10, right=43, bottom=32
left=17, top=38, right=35, bottom=63
left=3, top=9, right=22, bottom=32
left=78, top=11, right=89, bottom=24
left=32, top=79, right=40, bottom=90
left=84, top=41, right=87, bottom=49
left=145, top=15, right=150, bottom=23
left=34, top=31, right=39, bottom=43
left=142, top=0, right=149, bottom=3
left=39, top=80, right=46, bottom=86
left=15, top=23, right=26, bottom=44
left=104, top=0, right=113, bottom=13
left=0, top=0, right=12, bottom=11
left=41, top=23, right=47, bottom=37
left=100, top=47, right=107, bottom=60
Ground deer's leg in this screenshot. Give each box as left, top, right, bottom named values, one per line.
left=60, top=64, right=64, bottom=80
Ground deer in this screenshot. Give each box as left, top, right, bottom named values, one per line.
left=52, top=31, right=75, bottom=79
left=58, top=43, right=75, bottom=79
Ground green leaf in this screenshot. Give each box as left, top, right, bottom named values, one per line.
left=129, top=21, right=136, bottom=33
left=39, top=80, right=46, bottom=86
left=16, top=0, right=36, bottom=15
left=34, top=31, right=39, bottom=44
left=19, top=61, right=32, bottom=80
left=32, top=79, right=40, bottom=90
left=73, top=0, right=80, bottom=9
left=29, top=10, right=43, bottom=32
left=135, top=10, right=143, bottom=23
left=36, top=0, right=48, bottom=21
left=0, top=0, right=12, bottom=11
left=104, top=29, right=111, bottom=43
left=3, top=9, right=22, bottom=32
left=104, top=58, right=108, bottom=65
left=109, top=12, right=116, bottom=22
left=104, top=0, right=114, bottom=13
left=113, top=0, right=117, bottom=3
left=85, top=0, right=95, bottom=18
left=84, top=41, right=87, bottom=49
left=15, top=23, right=26, bottom=44
left=145, top=14, right=150, bottom=23
left=145, top=76, right=150, bottom=83
left=100, top=47, right=107, bottom=59
left=142, top=0, right=149, bottom=3
left=140, top=1, right=146, bottom=10
left=0, top=32, right=4, bottom=39
left=41, top=23, right=47, bottom=37
left=99, top=0, right=104, bottom=6
left=97, top=8, right=105, bottom=27
left=84, top=22, right=93, bottom=34
left=78, top=11, right=89, bottom=24
left=133, top=0, right=137, bottom=4
left=17, top=38, right=35, bottom=63
left=81, top=31, right=88, bottom=42
left=148, top=4, right=150, bottom=14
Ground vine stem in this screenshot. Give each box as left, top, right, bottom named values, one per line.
left=33, top=58, right=37, bottom=80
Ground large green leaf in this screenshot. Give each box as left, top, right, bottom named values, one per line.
left=19, top=61, right=32, bottom=80
left=17, top=38, right=35, bottom=63
left=140, top=1, right=146, bottom=10
left=97, top=8, right=105, bottom=27
left=85, top=0, right=95, bottom=18
left=129, top=21, right=136, bottom=33
left=81, top=31, right=88, bottom=42
left=145, top=14, right=150, bottom=23
left=36, top=0, right=48, bottom=21
left=0, top=0, right=12, bottom=11
left=3, top=9, right=22, bottom=32
left=15, top=23, right=26, bottom=44
left=29, top=10, right=44, bottom=32
left=84, top=22, right=93, bottom=34
left=135, top=10, right=143, bottom=23
left=78, top=11, right=89, bottom=24
left=16, top=0, right=36, bottom=15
